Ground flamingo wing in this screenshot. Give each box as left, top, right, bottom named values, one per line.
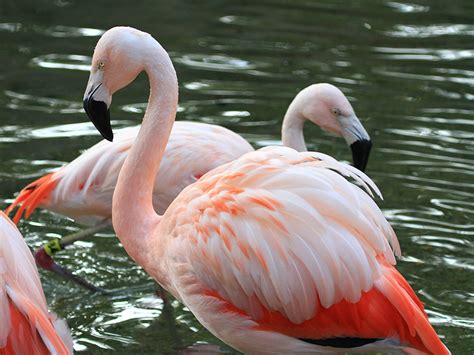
left=0, top=212, right=72, bottom=354
left=163, top=147, right=448, bottom=354
left=7, top=122, right=253, bottom=225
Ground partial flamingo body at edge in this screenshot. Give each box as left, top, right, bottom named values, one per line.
left=0, top=212, right=72, bottom=354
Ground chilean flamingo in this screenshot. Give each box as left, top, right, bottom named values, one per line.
left=82, top=26, right=449, bottom=353
left=7, top=85, right=370, bottom=289
left=0, top=212, right=73, bottom=354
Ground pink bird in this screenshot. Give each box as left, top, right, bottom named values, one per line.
left=0, top=212, right=73, bottom=354
left=82, top=26, right=449, bottom=354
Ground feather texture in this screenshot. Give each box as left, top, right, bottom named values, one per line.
left=7, top=122, right=253, bottom=225
left=0, top=212, right=72, bottom=354
left=157, top=147, right=448, bottom=354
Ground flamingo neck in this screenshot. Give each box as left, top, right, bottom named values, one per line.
left=112, top=50, right=178, bottom=269
left=281, top=101, right=307, bottom=152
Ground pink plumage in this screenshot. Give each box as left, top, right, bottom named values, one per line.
left=157, top=147, right=447, bottom=353
left=7, top=122, right=253, bottom=225
left=0, top=212, right=72, bottom=354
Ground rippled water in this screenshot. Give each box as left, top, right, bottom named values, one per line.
left=0, top=0, right=473, bottom=353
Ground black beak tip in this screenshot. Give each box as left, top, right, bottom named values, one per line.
left=100, top=122, right=114, bottom=142
left=83, top=97, right=114, bottom=142
left=350, top=139, right=372, bottom=172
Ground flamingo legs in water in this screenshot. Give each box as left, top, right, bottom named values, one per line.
left=34, top=220, right=172, bottom=298
left=34, top=219, right=114, bottom=293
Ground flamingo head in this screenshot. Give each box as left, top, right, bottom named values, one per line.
left=290, top=83, right=372, bottom=171
left=83, top=26, right=159, bottom=141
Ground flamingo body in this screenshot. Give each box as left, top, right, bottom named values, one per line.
left=154, top=147, right=448, bottom=354
left=0, top=212, right=72, bottom=354
left=7, top=122, right=253, bottom=225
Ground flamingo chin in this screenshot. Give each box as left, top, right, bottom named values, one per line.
left=81, top=26, right=449, bottom=354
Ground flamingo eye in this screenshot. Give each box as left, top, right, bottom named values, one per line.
left=331, top=108, right=340, bottom=116
left=97, top=61, right=105, bottom=70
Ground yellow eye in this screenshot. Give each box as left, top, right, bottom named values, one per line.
left=331, top=108, right=340, bottom=116
left=97, top=61, right=105, bottom=70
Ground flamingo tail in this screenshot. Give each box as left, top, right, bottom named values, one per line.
left=2, top=287, right=72, bottom=354
left=207, top=258, right=450, bottom=354
left=375, top=263, right=450, bottom=355
left=5, top=172, right=59, bottom=224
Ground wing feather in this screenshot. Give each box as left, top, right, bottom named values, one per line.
left=166, top=146, right=398, bottom=325
left=6, top=121, right=253, bottom=226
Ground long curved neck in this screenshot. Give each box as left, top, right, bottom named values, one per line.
left=281, top=101, right=307, bottom=152
left=112, top=50, right=178, bottom=268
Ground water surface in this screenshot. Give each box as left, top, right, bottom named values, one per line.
left=0, top=0, right=473, bottom=353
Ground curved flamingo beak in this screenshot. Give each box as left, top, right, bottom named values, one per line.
left=350, top=139, right=372, bottom=172
left=83, top=83, right=113, bottom=141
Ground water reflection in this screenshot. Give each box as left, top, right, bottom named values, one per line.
left=374, top=47, right=474, bottom=61
left=31, top=54, right=91, bottom=71
left=385, top=1, right=430, bottom=13
left=0, top=23, right=103, bottom=37
left=174, top=53, right=270, bottom=76
left=40, top=25, right=104, bottom=38
left=385, top=24, right=474, bottom=38
left=431, top=199, right=474, bottom=215
left=0, top=23, right=22, bottom=32
left=22, top=121, right=105, bottom=139
left=5, top=90, right=83, bottom=113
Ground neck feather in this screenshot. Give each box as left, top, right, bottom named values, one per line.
left=281, top=101, right=307, bottom=152
left=112, top=49, right=178, bottom=268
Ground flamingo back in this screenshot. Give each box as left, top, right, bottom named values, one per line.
left=0, top=212, right=72, bottom=354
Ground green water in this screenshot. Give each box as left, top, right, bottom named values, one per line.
left=0, top=0, right=473, bottom=353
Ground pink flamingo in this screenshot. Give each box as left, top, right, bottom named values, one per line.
left=82, top=26, right=449, bottom=353
left=0, top=212, right=73, bottom=354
